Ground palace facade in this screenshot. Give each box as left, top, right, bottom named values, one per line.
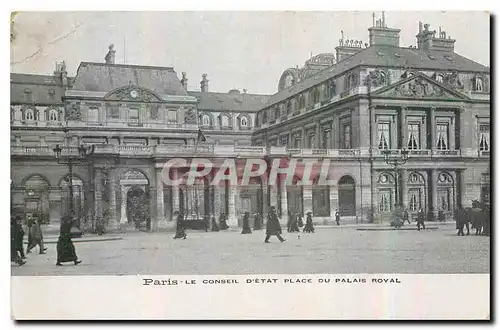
left=10, top=16, right=490, bottom=230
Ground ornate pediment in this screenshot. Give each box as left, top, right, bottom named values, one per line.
left=104, top=84, right=162, bottom=102
left=373, top=74, right=469, bottom=100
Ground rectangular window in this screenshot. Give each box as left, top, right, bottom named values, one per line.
left=322, top=128, right=332, bottom=149
left=407, top=123, right=421, bottom=150
left=377, top=122, right=390, bottom=149
left=167, top=110, right=177, bottom=124
left=341, top=122, right=351, bottom=149
left=408, top=188, right=422, bottom=212
left=307, top=134, right=316, bottom=148
left=436, top=123, right=449, bottom=150
left=293, top=136, right=301, bottom=148
left=279, top=135, right=289, bottom=147
left=107, top=104, right=120, bottom=118
left=128, top=108, right=139, bottom=124
left=88, top=108, right=99, bottom=123
left=379, top=189, right=392, bottom=213
left=479, top=123, right=490, bottom=151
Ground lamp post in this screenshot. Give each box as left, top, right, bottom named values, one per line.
left=53, top=127, right=94, bottom=229
left=381, top=148, right=409, bottom=207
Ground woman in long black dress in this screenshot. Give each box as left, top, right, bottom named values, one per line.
left=219, top=212, right=229, bottom=230
left=241, top=212, right=252, bottom=234
left=11, top=217, right=26, bottom=266
left=56, top=215, right=81, bottom=266
left=297, top=213, right=304, bottom=228
left=173, top=211, right=187, bottom=239
left=303, top=211, right=315, bottom=233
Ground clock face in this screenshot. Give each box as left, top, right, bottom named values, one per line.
left=130, top=90, right=139, bottom=99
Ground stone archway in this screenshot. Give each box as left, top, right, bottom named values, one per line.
left=22, top=174, right=50, bottom=224
left=119, top=169, right=150, bottom=229
left=338, top=175, right=356, bottom=216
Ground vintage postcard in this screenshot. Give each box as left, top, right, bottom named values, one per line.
left=9, top=10, right=490, bottom=320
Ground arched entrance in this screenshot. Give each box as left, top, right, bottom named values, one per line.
left=338, top=175, right=356, bottom=216
left=119, top=169, right=150, bottom=230
left=22, top=174, right=50, bottom=224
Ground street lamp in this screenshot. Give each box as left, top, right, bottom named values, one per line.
left=53, top=129, right=94, bottom=229
left=381, top=148, right=409, bottom=207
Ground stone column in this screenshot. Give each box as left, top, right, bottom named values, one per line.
left=430, top=169, right=438, bottom=221
left=400, top=169, right=408, bottom=209
left=279, top=179, right=288, bottom=225
left=370, top=106, right=377, bottom=150
left=149, top=178, right=158, bottom=232
left=458, top=169, right=466, bottom=208
left=430, top=107, right=436, bottom=152
left=107, top=167, right=118, bottom=231
left=316, top=121, right=321, bottom=149
left=227, top=185, right=238, bottom=227
left=94, top=169, right=103, bottom=229
left=302, top=185, right=313, bottom=215
left=371, top=171, right=378, bottom=223
left=156, top=168, right=168, bottom=230
left=171, top=168, right=180, bottom=215
left=120, top=186, right=128, bottom=224
left=400, top=106, right=407, bottom=149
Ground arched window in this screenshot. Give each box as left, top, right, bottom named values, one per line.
left=437, top=172, right=454, bottom=212
left=221, top=115, right=230, bottom=127
left=286, top=100, right=292, bottom=116
left=25, top=109, right=34, bottom=121
left=49, top=109, right=58, bottom=122
left=298, top=94, right=305, bottom=110
left=202, top=114, right=210, bottom=126
left=240, top=116, right=248, bottom=128
left=476, top=77, right=484, bottom=92
left=435, top=74, right=444, bottom=83
left=377, top=173, right=395, bottom=213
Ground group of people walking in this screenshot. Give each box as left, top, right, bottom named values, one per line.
left=11, top=213, right=81, bottom=267
left=454, top=201, right=490, bottom=236
left=173, top=206, right=320, bottom=243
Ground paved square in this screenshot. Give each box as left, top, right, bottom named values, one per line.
left=11, top=224, right=490, bottom=276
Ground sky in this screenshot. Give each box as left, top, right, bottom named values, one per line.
left=10, top=11, right=490, bottom=95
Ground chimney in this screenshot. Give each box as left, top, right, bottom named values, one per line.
left=54, top=61, right=68, bottom=87
left=105, top=44, right=116, bottom=64
left=368, top=12, right=401, bottom=47
left=416, top=22, right=455, bottom=53
left=180, top=72, right=188, bottom=90
left=200, top=73, right=209, bottom=92
left=335, top=30, right=365, bottom=62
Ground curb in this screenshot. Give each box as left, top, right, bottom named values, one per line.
left=23, top=236, right=123, bottom=244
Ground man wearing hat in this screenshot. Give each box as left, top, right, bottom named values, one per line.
left=265, top=206, right=285, bottom=243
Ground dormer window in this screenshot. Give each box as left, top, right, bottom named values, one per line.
left=346, top=73, right=358, bottom=90
left=49, top=109, right=58, bottom=122
left=310, top=87, right=320, bottom=105
left=326, top=80, right=336, bottom=99
left=262, top=111, right=268, bottom=124
left=201, top=114, right=211, bottom=126
left=220, top=114, right=230, bottom=127
left=240, top=116, right=249, bottom=128
left=286, top=100, right=292, bottom=116
left=435, top=74, right=444, bottom=83
left=475, top=77, right=484, bottom=92
left=25, top=108, right=35, bottom=121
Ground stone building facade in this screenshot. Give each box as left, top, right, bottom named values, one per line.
left=252, top=17, right=490, bottom=224
left=11, top=17, right=490, bottom=230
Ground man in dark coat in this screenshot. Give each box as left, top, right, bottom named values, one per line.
left=27, top=218, right=47, bottom=254
left=416, top=208, right=426, bottom=231
left=173, top=211, right=187, bottom=239
left=253, top=213, right=262, bottom=230
left=11, top=216, right=26, bottom=266
left=289, top=213, right=300, bottom=233
left=56, top=215, right=81, bottom=266
left=265, top=206, right=285, bottom=243
left=219, top=212, right=229, bottom=230
left=14, top=216, right=26, bottom=259
left=335, top=209, right=340, bottom=226
left=241, top=212, right=252, bottom=234
left=303, top=211, right=315, bottom=233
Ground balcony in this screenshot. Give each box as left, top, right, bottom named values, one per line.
left=11, top=146, right=80, bottom=157
left=432, top=149, right=460, bottom=157
left=479, top=150, right=490, bottom=157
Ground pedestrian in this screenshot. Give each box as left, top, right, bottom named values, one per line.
left=471, top=200, right=483, bottom=235
left=289, top=213, right=300, bottom=233
left=56, top=215, right=82, bottom=266
left=14, top=216, right=26, bottom=259
left=403, top=208, right=410, bottom=225
left=416, top=208, right=426, bottom=231
left=335, top=209, right=340, bottom=226
left=27, top=218, right=47, bottom=254
left=210, top=214, right=219, bottom=232
left=253, top=213, right=262, bottom=230
left=203, top=214, right=210, bottom=232
left=173, top=211, right=187, bottom=239
left=264, top=206, right=285, bottom=243
left=297, top=213, right=304, bottom=227
left=219, top=212, right=229, bottom=230
left=241, top=212, right=252, bottom=234
left=455, top=206, right=469, bottom=236
left=303, top=211, right=315, bottom=233
left=11, top=216, right=26, bottom=266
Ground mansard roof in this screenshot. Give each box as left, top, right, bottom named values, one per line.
left=71, top=62, right=188, bottom=96
left=188, top=91, right=270, bottom=112
left=264, top=45, right=490, bottom=108
left=10, top=73, right=71, bottom=105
